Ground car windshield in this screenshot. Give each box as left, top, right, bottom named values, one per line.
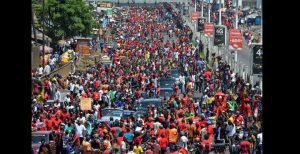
left=139, top=100, right=161, bottom=109
left=160, top=89, right=173, bottom=97
left=170, top=69, right=180, bottom=78
left=101, top=109, right=122, bottom=117
left=32, top=134, right=47, bottom=144
left=159, top=79, right=175, bottom=88
left=103, top=111, right=122, bottom=117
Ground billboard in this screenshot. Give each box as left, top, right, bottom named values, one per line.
left=191, top=11, right=200, bottom=22
left=214, top=25, right=226, bottom=46
left=229, top=29, right=243, bottom=50
left=204, top=22, right=214, bottom=37
left=197, top=17, right=206, bottom=32
left=252, top=44, right=262, bottom=74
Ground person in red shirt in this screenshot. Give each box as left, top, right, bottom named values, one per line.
left=235, top=111, right=245, bottom=126
left=60, top=108, right=69, bottom=123
left=44, top=115, right=53, bottom=130
left=157, top=125, right=167, bottom=138
left=178, top=119, right=187, bottom=132
left=181, top=94, right=189, bottom=107
left=52, top=115, right=62, bottom=129
left=159, top=133, right=168, bottom=154
left=240, top=137, right=251, bottom=154
left=71, top=130, right=81, bottom=153
left=201, top=134, right=212, bottom=152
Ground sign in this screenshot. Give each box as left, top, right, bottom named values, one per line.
left=80, top=98, right=92, bottom=111
left=191, top=11, right=200, bottom=22
left=197, top=18, right=206, bottom=32
left=107, top=8, right=113, bottom=17
left=229, top=29, right=243, bottom=50
left=204, top=22, right=214, bottom=37
left=214, top=25, right=226, bottom=46
left=98, top=2, right=112, bottom=8
left=252, top=45, right=262, bottom=74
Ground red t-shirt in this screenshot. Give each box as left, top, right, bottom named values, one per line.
left=207, top=125, right=214, bottom=135
left=201, top=139, right=211, bottom=150
left=240, top=140, right=251, bottom=154
left=44, top=119, right=53, bottom=130
left=246, top=104, right=252, bottom=116
left=159, top=137, right=169, bottom=148
left=117, top=136, right=124, bottom=145
left=52, top=119, right=62, bottom=128
left=178, top=122, right=186, bottom=132
left=181, top=97, right=189, bottom=107
left=157, top=128, right=167, bottom=138
left=110, top=127, right=117, bottom=138
left=60, top=112, right=69, bottom=122
left=235, top=115, right=244, bottom=125
left=146, top=121, right=154, bottom=128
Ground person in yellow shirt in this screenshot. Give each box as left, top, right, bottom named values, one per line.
left=133, top=142, right=143, bottom=154
left=145, top=51, right=150, bottom=62
left=207, top=94, right=215, bottom=111
left=82, top=137, right=92, bottom=152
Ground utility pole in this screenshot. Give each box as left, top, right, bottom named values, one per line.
left=42, top=0, right=45, bottom=68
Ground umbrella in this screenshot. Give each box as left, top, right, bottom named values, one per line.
left=215, top=91, right=225, bottom=97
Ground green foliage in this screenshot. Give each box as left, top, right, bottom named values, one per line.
left=32, top=0, right=97, bottom=43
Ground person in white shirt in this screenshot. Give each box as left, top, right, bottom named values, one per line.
left=75, top=120, right=87, bottom=139
left=257, top=131, right=263, bottom=152
left=64, top=94, right=71, bottom=103
left=44, top=64, right=51, bottom=75
left=178, top=131, right=189, bottom=150
left=54, top=89, right=61, bottom=102
left=37, top=65, right=43, bottom=76
left=179, top=74, right=185, bottom=93
left=174, top=51, right=179, bottom=61
left=69, top=82, right=75, bottom=92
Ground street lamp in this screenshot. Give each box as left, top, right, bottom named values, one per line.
left=42, top=0, right=45, bottom=68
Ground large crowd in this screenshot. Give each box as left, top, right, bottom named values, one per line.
left=32, top=2, right=263, bottom=154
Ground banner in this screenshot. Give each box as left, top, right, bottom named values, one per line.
left=204, top=22, right=214, bottom=37
left=191, top=11, right=200, bottom=22
left=252, top=45, right=263, bottom=74
left=229, top=29, right=243, bottom=50
left=80, top=98, right=92, bottom=111
left=197, top=18, right=206, bottom=32
left=214, top=25, right=226, bottom=46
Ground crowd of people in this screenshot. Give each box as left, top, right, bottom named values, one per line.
left=32, top=2, right=263, bottom=154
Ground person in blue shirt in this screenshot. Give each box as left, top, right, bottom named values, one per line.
left=124, top=128, right=134, bottom=143
left=116, top=99, right=125, bottom=108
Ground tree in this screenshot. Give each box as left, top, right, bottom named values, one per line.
left=32, top=0, right=97, bottom=44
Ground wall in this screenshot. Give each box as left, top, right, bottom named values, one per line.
left=31, top=45, right=40, bottom=70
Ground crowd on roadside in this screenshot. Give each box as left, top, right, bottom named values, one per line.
left=32, top=2, right=263, bottom=154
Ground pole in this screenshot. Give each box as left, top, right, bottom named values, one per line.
left=194, top=0, right=197, bottom=35
left=235, top=0, right=238, bottom=29
left=201, top=0, right=203, bottom=17
left=234, top=50, right=237, bottom=72
left=42, top=0, right=45, bottom=68
left=31, top=5, right=38, bottom=44
left=218, top=0, right=221, bottom=25
left=208, top=1, right=211, bottom=61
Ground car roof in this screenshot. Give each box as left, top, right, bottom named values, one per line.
left=32, top=131, right=52, bottom=135
left=140, top=98, right=162, bottom=102
left=160, top=87, right=173, bottom=90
